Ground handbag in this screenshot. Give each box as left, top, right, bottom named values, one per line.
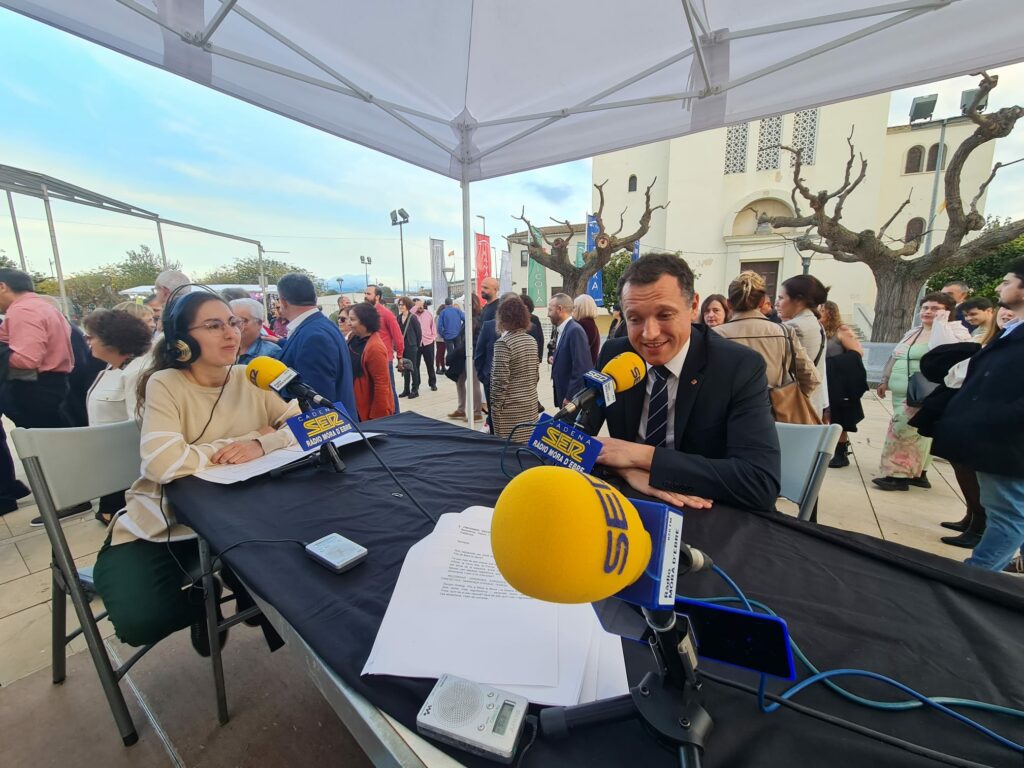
left=768, top=329, right=823, bottom=425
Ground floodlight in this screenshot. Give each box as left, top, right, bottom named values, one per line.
left=960, top=88, right=987, bottom=115
left=909, top=94, right=937, bottom=123
left=397, top=208, right=410, bottom=223
left=390, top=210, right=399, bottom=225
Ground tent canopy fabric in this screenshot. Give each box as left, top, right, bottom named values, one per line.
left=5, top=0, right=1023, bottom=182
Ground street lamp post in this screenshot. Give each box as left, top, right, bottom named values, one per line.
left=390, top=208, right=410, bottom=295
left=360, top=255, right=372, bottom=289
left=476, top=214, right=486, bottom=236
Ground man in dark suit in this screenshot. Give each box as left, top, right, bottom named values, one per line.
left=932, top=259, right=1024, bottom=572
left=547, top=292, right=592, bottom=408
left=276, top=273, right=357, bottom=418
left=474, top=292, right=518, bottom=408
left=583, top=253, right=780, bottom=511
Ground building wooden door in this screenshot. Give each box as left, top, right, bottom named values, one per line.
left=740, top=260, right=781, bottom=302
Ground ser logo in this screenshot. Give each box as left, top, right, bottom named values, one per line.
left=302, top=411, right=345, bottom=437
left=628, top=365, right=642, bottom=387
left=540, top=427, right=586, bottom=462
left=582, top=475, right=631, bottom=576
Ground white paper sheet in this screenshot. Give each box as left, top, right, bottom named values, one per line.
left=362, top=507, right=558, bottom=687
left=194, top=431, right=381, bottom=484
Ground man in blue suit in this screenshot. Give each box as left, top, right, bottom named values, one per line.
left=276, top=273, right=357, bottom=418
left=547, top=293, right=591, bottom=408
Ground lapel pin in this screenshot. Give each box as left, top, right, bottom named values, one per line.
left=690, top=378, right=698, bottom=385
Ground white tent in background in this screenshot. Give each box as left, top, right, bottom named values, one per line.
left=5, top=0, right=1023, bottom=424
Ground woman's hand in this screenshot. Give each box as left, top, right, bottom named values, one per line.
left=211, top=439, right=265, bottom=465
left=877, top=383, right=888, bottom=399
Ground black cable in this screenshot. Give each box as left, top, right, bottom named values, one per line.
left=515, top=714, right=540, bottom=768
left=185, top=537, right=308, bottom=590
left=700, top=671, right=1000, bottom=768
left=500, top=420, right=543, bottom=479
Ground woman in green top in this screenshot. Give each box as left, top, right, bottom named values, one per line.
left=873, top=292, right=971, bottom=491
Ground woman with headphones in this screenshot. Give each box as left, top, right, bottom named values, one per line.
left=92, top=288, right=300, bottom=656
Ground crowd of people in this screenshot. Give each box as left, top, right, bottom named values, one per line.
left=0, top=251, right=1019, bottom=658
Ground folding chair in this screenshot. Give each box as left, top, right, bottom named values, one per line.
left=11, top=422, right=253, bottom=745
left=774, top=422, right=842, bottom=522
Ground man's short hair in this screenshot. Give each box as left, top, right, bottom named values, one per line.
left=0, top=268, right=35, bottom=293
left=960, top=297, right=993, bottom=313
left=220, top=287, right=250, bottom=301
left=277, top=273, right=317, bottom=306
left=921, top=291, right=957, bottom=312
left=444, top=297, right=453, bottom=306
left=154, top=269, right=190, bottom=292
left=1007, top=257, right=1024, bottom=285
left=143, top=293, right=160, bottom=307
left=366, top=285, right=382, bottom=299
left=942, top=280, right=971, bottom=295
left=521, top=294, right=535, bottom=313
left=230, top=297, right=266, bottom=322
left=549, top=293, right=574, bottom=313
left=617, top=253, right=695, bottom=300
left=337, top=295, right=347, bottom=306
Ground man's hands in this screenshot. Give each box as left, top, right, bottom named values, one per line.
left=596, top=439, right=713, bottom=509
left=212, top=439, right=265, bottom=465
left=614, top=467, right=713, bottom=510
left=596, top=437, right=655, bottom=470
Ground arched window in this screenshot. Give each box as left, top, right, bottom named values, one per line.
left=905, top=146, right=924, bottom=174
left=627, top=174, right=638, bottom=192
left=926, top=143, right=948, bottom=172
left=905, top=217, right=926, bottom=243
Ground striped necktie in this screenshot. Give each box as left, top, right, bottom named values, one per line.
left=644, top=365, right=671, bottom=448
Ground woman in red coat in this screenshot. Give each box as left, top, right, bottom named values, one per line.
left=348, top=302, right=395, bottom=421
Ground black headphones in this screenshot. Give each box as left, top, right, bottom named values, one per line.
left=162, top=284, right=223, bottom=368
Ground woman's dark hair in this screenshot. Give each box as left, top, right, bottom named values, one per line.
left=781, top=274, right=829, bottom=310
left=921, top=291, right=956, bottom=312
left=497, top=296, right=530, bottom=332
left=700, top=294, right=728, bottom=320
left=397, top=296, right=414, bottom=311
left=617, top=253, right=695, bottom=300
left=521, top=294, right=535, bottom=313
left=351, top=301, right=380, bottom=333
left=135, top=293, right=227, bottom=417
left=83, top=309, right=152, bottom=357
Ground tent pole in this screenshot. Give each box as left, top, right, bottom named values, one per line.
left=257, top=243, right=269, bottom=316
left=39, top=184, right=68, bottom=313
left=155, top=218, right=168, bottom=267
left=6, top=190, right=27, bottom=271
left=461, top=176, right=475, bottom=429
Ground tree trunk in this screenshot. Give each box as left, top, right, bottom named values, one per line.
left=870, top=265, right=925, bottom=342
left=560, top=270, right=589, bottom=297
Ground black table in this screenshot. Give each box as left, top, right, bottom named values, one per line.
left=168, top=413, right=1024, bottom=768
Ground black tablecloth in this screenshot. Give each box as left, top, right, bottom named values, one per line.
left=168, top=413, right=1024, bottom=768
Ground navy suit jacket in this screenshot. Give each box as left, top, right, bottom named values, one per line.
left=279, top=311, right=357, bottom=418
left=474, top=319, right=498, bottom=394
left=932, top=323, right=1024, bottom=477
left=583, top=325, right=781, bottom=511
left=551, top=318, right=592, bottom=405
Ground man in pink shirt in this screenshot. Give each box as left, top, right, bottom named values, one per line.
left=364, top=285, right=404, bottom=412
left=0, top=268, right=75, bottom=514
left=413, top=299, right=438, bottom=391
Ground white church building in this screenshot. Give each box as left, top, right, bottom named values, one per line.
left=507, top=91, right=995, bottom=335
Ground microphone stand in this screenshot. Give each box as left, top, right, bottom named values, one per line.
left=539, top=607, right=712, bottom=768
left=270, top=396, right=346, bottom=476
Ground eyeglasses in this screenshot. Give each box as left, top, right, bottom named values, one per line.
left=188, top=317, right=245, bottom=333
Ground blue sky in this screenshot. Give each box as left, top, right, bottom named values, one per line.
left=1, top=8, right=1022, bottom=288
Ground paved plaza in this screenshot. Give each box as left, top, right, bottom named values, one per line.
left=0, top=372, right=982, bottom=766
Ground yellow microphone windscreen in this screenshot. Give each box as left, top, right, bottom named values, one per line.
left=246, top=355, right=288, bottom=391
left=601, top=351, right=647, bottom=394
left=491, top=466, right=652, bottom=604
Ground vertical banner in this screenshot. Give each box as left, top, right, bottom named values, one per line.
left=632, top=239, right=641, bottom=262
left=575, top=241, right=585, bottom=267
left=527, top=251, right=546, bottom=306
left=499, top=250, right=512, bottom=294
left=474, top=233, right=492, bottom=299
left=585, top=215, right=604, bottom=307
left=430, top=238, right=448, bottom=302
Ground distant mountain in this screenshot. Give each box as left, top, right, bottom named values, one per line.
left=319, top=274, right=371, bottom=292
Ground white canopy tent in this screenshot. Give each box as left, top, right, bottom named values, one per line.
left=5, top=0, right=1023, bottom=425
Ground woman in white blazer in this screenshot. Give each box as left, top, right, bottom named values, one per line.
left=82, top=309, right=153, bottom=523
left=777, top=274, right=830, bottom=418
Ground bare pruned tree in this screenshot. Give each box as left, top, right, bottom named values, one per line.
left=764, top=73, right=1023, bottom=342
left=512, top=179, right=668, bottom=298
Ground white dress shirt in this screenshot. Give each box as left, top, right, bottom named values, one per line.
left=283, top=307, right=320, bottom=335
left=636, top=339, right=690, bottom=447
